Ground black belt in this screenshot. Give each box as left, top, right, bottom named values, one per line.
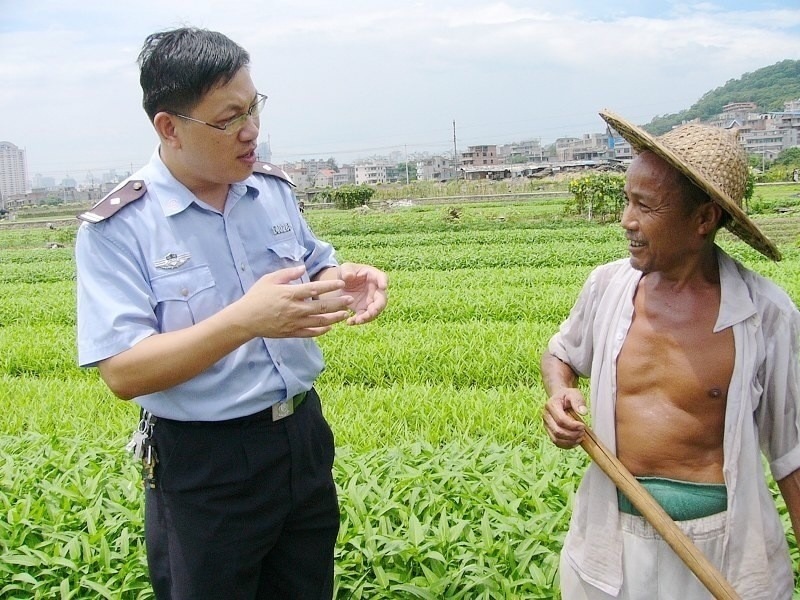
left=149, top=390, right=311, bottom=426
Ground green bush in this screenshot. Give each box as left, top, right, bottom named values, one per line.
left=566, top=173, right=625, bottom=222
left=318, top=185, right=376, bottom=210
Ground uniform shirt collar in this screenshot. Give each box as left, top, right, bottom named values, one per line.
left=143, top=149, right=259, bottom=217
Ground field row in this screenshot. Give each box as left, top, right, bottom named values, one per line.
left=2, top=200, right=799, bottom=598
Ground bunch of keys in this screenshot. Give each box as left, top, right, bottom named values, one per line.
left=142, top=441, right=158, bottom=489
left=125, top=413, right=158, bottom=489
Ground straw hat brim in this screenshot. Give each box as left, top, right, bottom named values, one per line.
left=600, top=109, right=781, bottom=261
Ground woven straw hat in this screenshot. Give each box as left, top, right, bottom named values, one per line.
left=600, top=109, right=781, bottom=261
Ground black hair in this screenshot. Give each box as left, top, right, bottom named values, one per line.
left=677, top=173, right=732, bottom=229
left=138, top=27, right=250, bottom=120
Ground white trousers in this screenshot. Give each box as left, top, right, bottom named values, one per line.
left=559, top=511, right=793, bottom=600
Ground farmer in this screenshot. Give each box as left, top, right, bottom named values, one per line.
left=75, top=27, right=387, bottom=599
left=541, top=110, right=800, bottom=599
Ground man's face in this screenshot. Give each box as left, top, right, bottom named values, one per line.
left=173, top=68, right=260, bottom=188
left=621, top=152, right=700, bottom=274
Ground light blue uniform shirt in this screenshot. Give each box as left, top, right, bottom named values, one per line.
left=76, top=151, right=338, bottom=421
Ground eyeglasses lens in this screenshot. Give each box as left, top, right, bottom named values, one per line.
left=225, top=95, right=267, bottom=134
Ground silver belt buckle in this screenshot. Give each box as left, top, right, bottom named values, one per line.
left=272, top=397, right=294, bottom=421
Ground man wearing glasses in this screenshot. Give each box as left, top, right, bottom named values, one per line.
left=75, top=27, right=388, bottom=599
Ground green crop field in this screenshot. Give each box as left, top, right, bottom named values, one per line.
left=1, top=186, right=799, bottom=599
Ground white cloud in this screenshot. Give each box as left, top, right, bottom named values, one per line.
left=1, top=0, right=798, bottom=180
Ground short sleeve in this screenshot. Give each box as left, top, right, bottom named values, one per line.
left=547, top=268, right=601, bottom=378
left=75, top=224, right=158, bottom=366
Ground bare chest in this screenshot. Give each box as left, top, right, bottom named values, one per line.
left=619, top=281, right=734, bottom=400
left=614, top=281, right=734, bottom=480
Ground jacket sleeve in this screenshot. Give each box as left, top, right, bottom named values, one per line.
left=756, top=297, right=800, bottom=481
left=547, top=265, right=605, bottom=378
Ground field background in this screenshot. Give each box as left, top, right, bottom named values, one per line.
left=1, top=184, right=799, bottom=599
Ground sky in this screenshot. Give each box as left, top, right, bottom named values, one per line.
left=2, top=0, right=800, bottom=183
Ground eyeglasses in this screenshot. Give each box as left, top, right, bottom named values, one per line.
left=170, top=93, right=268, bottom=135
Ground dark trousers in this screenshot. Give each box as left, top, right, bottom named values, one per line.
left=144, top=389, right=339, bottom=600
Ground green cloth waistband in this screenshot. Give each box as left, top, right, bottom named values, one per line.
left=617, top=476, right=727, bottom=521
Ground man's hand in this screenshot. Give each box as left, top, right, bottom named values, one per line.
left=542, top=388, right=588, bottom=449
left=316, top=263, right=388, bottom=325
left=340, top=262, right=388, bottom=325
left=235, top=266, right=354, bottom=338
left=97, top=265, right=355, bottom=399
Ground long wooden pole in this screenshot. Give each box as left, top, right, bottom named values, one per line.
left=567, top=408, right=740, bottom=600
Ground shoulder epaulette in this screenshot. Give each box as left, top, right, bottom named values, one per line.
left=252, top=162, right=295, bottom=187
left=77, top=180, right=147, bottom=223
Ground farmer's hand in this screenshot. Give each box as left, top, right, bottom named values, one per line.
left=542, top=388, right=587, bottom=449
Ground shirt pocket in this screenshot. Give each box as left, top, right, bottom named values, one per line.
left=150, top=265, right=224, bottom=331
left=264, top=236, right=310, bottom=282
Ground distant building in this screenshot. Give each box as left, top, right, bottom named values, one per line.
left=337, top=164, right=356, bottom=186
left=0, top=141, right=29, bottom=205
left=461, top=145, right=498, bottom=167
left=461, top=165, right=511, bottom=181
left=354, top=163, right=389, bottom=185
left=33, top=173, right=56, bottom=189
left=720, top=102, right=760, bottom=123
left=738, top=127, right=796, bottom=161
left=314, top=169, right=336, bottom=188
left=298, top=159, right=329, bottom=179
left=498, top=139, right=547, bottom=164
left=282, top=166, right=313, bottom=190
left=606, top=132, right=633, bottom=160
left=554, top=134, right=609, bottom=162
left=256, top=139, right=272, bottom=163
left=102, top=169, right=124, bottom=185
left=416, top=155, right=457, bottom=182
left=707, top=98, right=800, bottom=160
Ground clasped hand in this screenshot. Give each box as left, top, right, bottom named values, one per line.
left=236, top=263, right=388, bottom=339
left=236, top=265, right=353, bottom=338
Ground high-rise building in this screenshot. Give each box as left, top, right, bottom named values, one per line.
left=256, top=138, right=272, bottom=163
left=33, top=173, right=56, bottom=189
left=0, top=141, right=29, bottom=204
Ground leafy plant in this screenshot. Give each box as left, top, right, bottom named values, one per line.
left=566, top=173, right=625, bottom=222
left=318, top=185, right=376, bottom=210
left=1, top=197, right=798, bottom=598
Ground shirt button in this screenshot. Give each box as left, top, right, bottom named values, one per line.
left=180, top=288, right=189, bottom=297
left=240, top=263, right=246, bottom=271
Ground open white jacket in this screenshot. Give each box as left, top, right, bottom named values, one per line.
left=548, top=248, right=800, bottom=597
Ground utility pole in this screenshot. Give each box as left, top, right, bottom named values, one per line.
left=453, top=120, right=460, bottom=180
left=405, top=144, right=409, bottom=185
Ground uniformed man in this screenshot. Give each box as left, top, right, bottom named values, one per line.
left=75, top=27, right=388, bottom=600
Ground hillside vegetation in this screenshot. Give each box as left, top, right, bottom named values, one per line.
left=645, top=59, right=800, bottom=135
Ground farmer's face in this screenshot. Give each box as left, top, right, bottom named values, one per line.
left=621, top=152, right=701, bottom=274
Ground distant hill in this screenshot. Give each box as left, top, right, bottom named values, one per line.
left=644, top=59, right=800, bottom=135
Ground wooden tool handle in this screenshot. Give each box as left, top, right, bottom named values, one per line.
left=567, top=408, right=740, bottom=600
